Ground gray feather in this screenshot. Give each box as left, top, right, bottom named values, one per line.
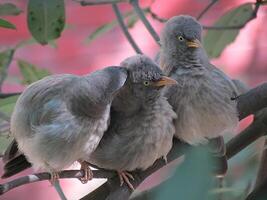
left=89, top=55, right=176, bottom=171
left=10, top=66, right=127, bottom=172
left=160, top=15, right=239, bottom=145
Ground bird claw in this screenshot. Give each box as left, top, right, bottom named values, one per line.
left=79, top=161, right=93, bottom=184
left=162, top=155, right=168, bottom=164
left=49, top=171, right=60, bottom=185
left=117, top=171, right=135, bottom=191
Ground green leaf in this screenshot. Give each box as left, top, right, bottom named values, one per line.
left=0, top=136, right=12, bottom=154
left=0, top=18, right=16, bottom=29
left=17, top=60, right=51, bottom=85
left=0, top=95, right=19, bottom=115
left=86, top=21, right=118, bottom=44
left=27, top=0, right=65, bottom=45
left=154, top=147, right=215, bottom=200
left=0, top=49, right=15, bottom=88
left=203, top=3, right=254, bottom=58
left=0, top=3, right=22, bottom=16
left=85, top=8, right=149, bottom=44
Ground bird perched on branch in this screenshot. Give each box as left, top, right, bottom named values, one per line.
left=159, top=15, right=241, bottom=165
left=2, top=66, right=128, bottom=183
left=89, top=55, right=177, bottom=190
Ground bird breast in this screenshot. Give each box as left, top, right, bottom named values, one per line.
left=89, top=97, right=176, bottom=171
left=164, top=69, right=238, bottom=145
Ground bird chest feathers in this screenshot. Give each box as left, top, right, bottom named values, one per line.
left=164, top=68, right=239, bottom=145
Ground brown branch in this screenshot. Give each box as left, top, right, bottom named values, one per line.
left=203, top=1, right=261, bottom=30
left=112, top=4, right=143, bottom=54
left=129, top=0, right=160, bottom=46
left=80, top=82, right=267, bottom=200
left=73, top=0, right=127, bottom=6
left=0, top=169, right=115, bottom=195
left=197, top=0, right=219, bottom=20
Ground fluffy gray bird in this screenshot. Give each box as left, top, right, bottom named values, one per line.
left=159, top=15, right=240, bottom=147
left=88, top=55, right=177, bottom=190
left=6, top=66, right=128, bottom=183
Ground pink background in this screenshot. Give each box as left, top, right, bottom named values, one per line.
left=0, top=0, right=266, bottom=199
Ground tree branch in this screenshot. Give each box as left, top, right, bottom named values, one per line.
left=197, top=0, right=219, bottom=20
left=129, top=0, right=160, bottom=46
left=112, top=4, right=143, bottom=54
left=0, top=92, right=21, bottom=98
left=0, top=169, right=115, bottom=195
left=203, top=1, right=261, bottom=30
left=80, top=82, right=267, bottom=200
left=73, top=0, right=127, bottom=6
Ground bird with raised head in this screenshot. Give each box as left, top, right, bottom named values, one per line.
left=159, top=15, right=241, bottom=165
left=2, top=66, right=128, bottom=183
left=88, top=55, right=177, bottom=190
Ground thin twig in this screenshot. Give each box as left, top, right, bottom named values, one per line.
left=54, top=180, right=67, bottom=200
left=112, top=4, right=143, bottom=54
left=0, top=92, right=21, bottom=98
left=81, top=82, right=267, bottom=200
left=197, top=0, right=219, bottom=20
left=147, top=8, right=167, bottom=23
left=73, top=0, right=127, bottom=6
left=0, top=169, right=115, bottom=195
left=203, top=2, right=261, bottom=30
left=130, top=0, right=160, bottom=46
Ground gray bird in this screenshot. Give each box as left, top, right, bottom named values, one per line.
left=88, top=55, right=177, bottom=190
left=6, top=66, right=128, bottom=183
left=159, top=15, right=240, bottom=148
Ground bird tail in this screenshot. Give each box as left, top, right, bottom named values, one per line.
left=2, top=140, right=32, bottom=178
left=2, top=154, right=32, bottom=178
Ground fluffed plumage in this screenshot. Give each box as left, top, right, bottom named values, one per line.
left=159, top=15, right=240, bottom=145
left=89, top=55, right=177, bottom=180
left=2, top=66, right=127, bottom=179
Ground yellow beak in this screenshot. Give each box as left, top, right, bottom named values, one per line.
left=186, top=39, right=201, bottom=48
left=152, top=76, right=177, bottom=87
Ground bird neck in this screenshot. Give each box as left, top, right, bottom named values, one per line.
left=160, top=47, right=204, bottom=76
left=111, top=88, right=161, bottom=116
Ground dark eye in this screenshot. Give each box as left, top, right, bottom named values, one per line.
left=143, top=81, right=150, bottom=86
left=177, top=35, right=184, bottom=41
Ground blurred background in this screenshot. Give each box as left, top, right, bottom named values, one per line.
left=0, top=0, right=266, bottom=199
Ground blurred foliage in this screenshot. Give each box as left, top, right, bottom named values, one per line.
left=27, top=0, right=65, bottom=45
left=0, top=49, right=15, bottom=89
left=154, top=147, right=215, bottom=200
left=0, top=3, right=22, bottom=16
left=85, top=7, right=149, bottom=44
left=203, top=3, right=254, bottom=58
left=0, top=18, right=16, bottom=29
left=0, top=1, right=265, bottom=199
left=0, top=96, right=19, bottom=115
left=17, top=60, right=51, bottom=85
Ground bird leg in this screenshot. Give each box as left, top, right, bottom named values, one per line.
left=78, top=160, right=93, bottom=184
left=49, top=171, right=60, bottom=185
left=117, top=171, right=135, bottom=191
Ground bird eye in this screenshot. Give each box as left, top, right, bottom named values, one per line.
left=143, top=81, right=150, bottom=86
left=177, top=35, right=184, bottom=41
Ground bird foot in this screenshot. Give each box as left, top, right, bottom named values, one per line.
left=79, top=161, right=93, bottom=184
left=117, top=171, right=135, bottom=191
left=49, top=171, right=60, bottom=185
left=162, top=155, right=168, bottom=164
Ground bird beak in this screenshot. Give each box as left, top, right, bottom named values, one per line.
left=186, top=39, right=201, bottom=48
left=152, top=76, right=178, bottom=87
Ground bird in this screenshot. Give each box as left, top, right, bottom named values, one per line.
left=88, top=54, right=177, bottom=190
left=2, top=66, right=128, bottom=183
left=159, top=15, right=241, bottom=160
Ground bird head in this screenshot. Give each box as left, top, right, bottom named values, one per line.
left=160, top=15, right=202, bottom=57
left=120, top=55, right=177, bottom=100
